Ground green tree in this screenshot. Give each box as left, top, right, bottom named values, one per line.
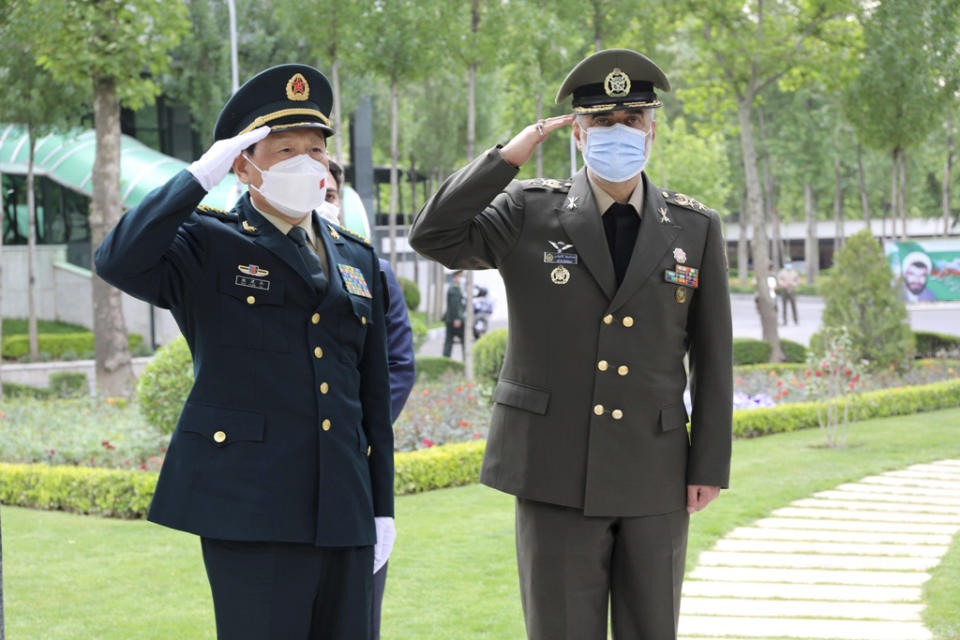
left=679, top=0, right=858, bottom=362
left=30, top=0, right=188, bottom=397
left=646, top=116, right=732, bottom=208
left=820, top=229, right=914, bottom=371
left=845, top=0, right=960, bottom=241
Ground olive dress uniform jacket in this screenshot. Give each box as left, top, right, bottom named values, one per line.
left=409, top=148, right=732, bottom=517
left=95, top=170, right=393, bottom=547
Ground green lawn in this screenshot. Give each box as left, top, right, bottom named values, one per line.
left=2, top=409, right=960, bottom=639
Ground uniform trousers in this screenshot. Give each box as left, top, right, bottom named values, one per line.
left=201, top=538, right=373, bottom=640
left=515, top=498, right=689, bottom=640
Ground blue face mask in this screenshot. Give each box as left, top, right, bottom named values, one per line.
left=581, top=123, right=650, bottom=183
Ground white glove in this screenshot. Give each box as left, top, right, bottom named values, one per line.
left=373, top=516, right=396, bottom=574
left=187, top=125, right=271, bottom=191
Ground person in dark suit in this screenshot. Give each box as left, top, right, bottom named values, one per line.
left=319, top=159, right=416, bottom=640
left=409, top=49, right=733, bottom=640
left=95, top=64, right=394, bottom=640
left=442, top=270, right=465, bottom=358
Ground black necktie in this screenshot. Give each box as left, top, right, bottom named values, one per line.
left=602, top=203, right=640, bottom=286
left=288, top=225, right=328, bottom=295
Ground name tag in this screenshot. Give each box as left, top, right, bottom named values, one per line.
left=544, top=252, right=578, bottom=264
left=235, top=275, right=271, bottom=291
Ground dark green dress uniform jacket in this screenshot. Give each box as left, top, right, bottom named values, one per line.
left=95, top=170, right=393, bottom=547
left=409, top=148, right=732, bottom=517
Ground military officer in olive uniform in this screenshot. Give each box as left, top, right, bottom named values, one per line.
left=95, top=64, right=393, bottom=639
left=409, top=49, right=732, bottom=639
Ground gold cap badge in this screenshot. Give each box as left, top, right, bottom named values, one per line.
left=286, top=73, right=310, bottom=101
left=604, top=68, right=631, bottom=98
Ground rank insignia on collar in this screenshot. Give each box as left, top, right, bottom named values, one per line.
left=337, top=263, right=372, bottom=298
left=566, top=195, right=579, bottom=210
left=238, top=264, right=269, bottom=277
left=242, top=220, right=258, bottom=233
left=673, top=248, right=687, bottom=264
left=658, top=207, right=672, bottom=224
left=328, top=225, right=341, bottom=240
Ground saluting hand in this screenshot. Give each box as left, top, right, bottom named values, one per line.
left=187, top=125, right=272, bottom=191
left=499, top=114, right=576, bottom=168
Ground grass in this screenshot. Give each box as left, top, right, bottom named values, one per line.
left=2, top=408, right=960, bottom=639
left=1, top=318, right=87, bottom=336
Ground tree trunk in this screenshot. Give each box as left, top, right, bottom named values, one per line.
left=758, top=107, right=781, bottom=268
left=331, top=57, right=343, bottom=165
left=898, top=149, right=907, bottom=240
left=833, top=154, right=843, bottom=255
left=0, top=167, right=5, bottom=399
left=888, top=147, right=898, bottom=243
left=464, top=51, right=477, bottom=381
left=27, top=128, right=38, bottom=361
left=408, top=154, right=418, bottom=281
left=944, top=119, right=953, bottom=236
left=804, top=180, right=819, bottom=286
left=535, top=89, right=544, bottom=179
left=389, top=79, right=399, bottom=270
left=91, top=76, right=134, bottom=398
left=738, top=97, right=782, bottom=362
left=857, top=144, right=871, bottom=230
left=738, top=196, right=749, bottom=286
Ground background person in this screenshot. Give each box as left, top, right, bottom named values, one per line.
left=409, top=48, right=732, bottom=640
left=95, top=64, right=394, bottom=640
left=777, top=262, right=799, bottom=325
left=319, top=159, right=416, bottom=640
left=442, top=270, right=466, bottom=358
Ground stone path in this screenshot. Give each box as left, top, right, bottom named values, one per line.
left=678, top=459, right=960, bottom=640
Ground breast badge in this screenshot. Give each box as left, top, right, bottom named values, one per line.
left=551, top=265, right=570, bottom=285
left=545, top=240, right=578, bottom=265
left=665, top=264, right=699, bottom=288
left=673, top=248, right=687, bottom=264
left=238, top=264, right=269, bottom=277
left=675, top=287, right=687, bottom=303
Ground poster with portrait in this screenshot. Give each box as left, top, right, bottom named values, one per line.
left=885, top=240, right=960, bottom=303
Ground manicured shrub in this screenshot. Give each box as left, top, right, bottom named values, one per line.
left=2, top=381, right=54, bottom=399
left=914, top=331, right=960, bottom=358
left=821, top=230, right=914, bottom=371
left=733, top=338, right=771, bottom=365
left=414, top=356, right=465, bottom=382
left=48, top=372, right=89, bottom=398
left=398, top=276, right=421, bottom=311
left=393, top=440, right=485, bottom=495
left=2, top=332, right=143, bottom=360
left=134, top=336, right=193, bottom=435
left=781, top=339, right=807, bottom=363
left=473, top=328, right=508, bottom=387
left=0, top=463, right=157, bottom=518
left=409, top=314, right=428, bottom=350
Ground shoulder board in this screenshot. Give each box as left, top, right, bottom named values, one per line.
left=661, top=190, right=715, bottom=216
left=196, top=204, right=236, bottom=220
left=326, top=222, right=372, bottom=247
left=521, top=178, right=572, bottom=192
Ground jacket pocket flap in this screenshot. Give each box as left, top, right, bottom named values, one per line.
left=493, top=379, right=550, bottom=415
left=659, top=405, right=689, bottom=432
left=180, top=402, right=265, bottom=446
left=350, top=295, right=375, bottom=326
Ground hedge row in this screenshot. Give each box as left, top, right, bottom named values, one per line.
left=734, top=378, right=960, bottom=438
left=4, top=380, right=959, bottom=518
left=2, top=332, right=142, bottom=359
left=0, top=440, right=486, bottom=519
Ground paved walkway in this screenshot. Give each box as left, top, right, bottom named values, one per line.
left=678, top=459, right=960, bottom=640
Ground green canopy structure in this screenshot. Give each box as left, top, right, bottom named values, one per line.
left=0, top=124, right=240, bottom=210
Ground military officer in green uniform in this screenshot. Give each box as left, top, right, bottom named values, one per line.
left=95, top=64, right=393, bottom=639
left=409, top=49, right=733, bottom=639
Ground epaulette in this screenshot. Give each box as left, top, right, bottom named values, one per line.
left=522, top=178, right=572, bottom=192
left=325, top=222, right=372, bottom=247
left=660, top=190, right=715, bottom=216
left=196, top=204, right=237, bottom=220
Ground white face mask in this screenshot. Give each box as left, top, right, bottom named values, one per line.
left=244, top=153, right=329, bottom=218
left=316, top=201, right=341, bottom=225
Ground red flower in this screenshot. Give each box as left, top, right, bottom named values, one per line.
left=456, top=386, right=464, bottom=393
left=161, top=447, right=167, bottom=453
left=422, top=438, right=435, bottom=448
left=459, top=420, right=469, bottom=427
left=446, top=397, right=452, bottom=403
left=844, top=368, right=852, bottom=376
left=776, top=380, right=784, bottom=387
left=735, top=378, right=744, bottom=385
left=0, top=412, right=5, bottom=418
left=421, top=389, right=430, bottom=396
left=848, top=381, right=855, bottom=389
left=804, top=370, right=811, bottom=378
left=48, top=449, right=55, bottom=456
left=139, top=463, right=147, bottom=470
left=473, top=432, right=482, bottom=438
left=852, top=375, right=860, bottom=382
left=467, top=394, right=475, bottom=401
left=814, top=370, right=822, bottom=377
left=781, top=389, right=790, bottom=396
